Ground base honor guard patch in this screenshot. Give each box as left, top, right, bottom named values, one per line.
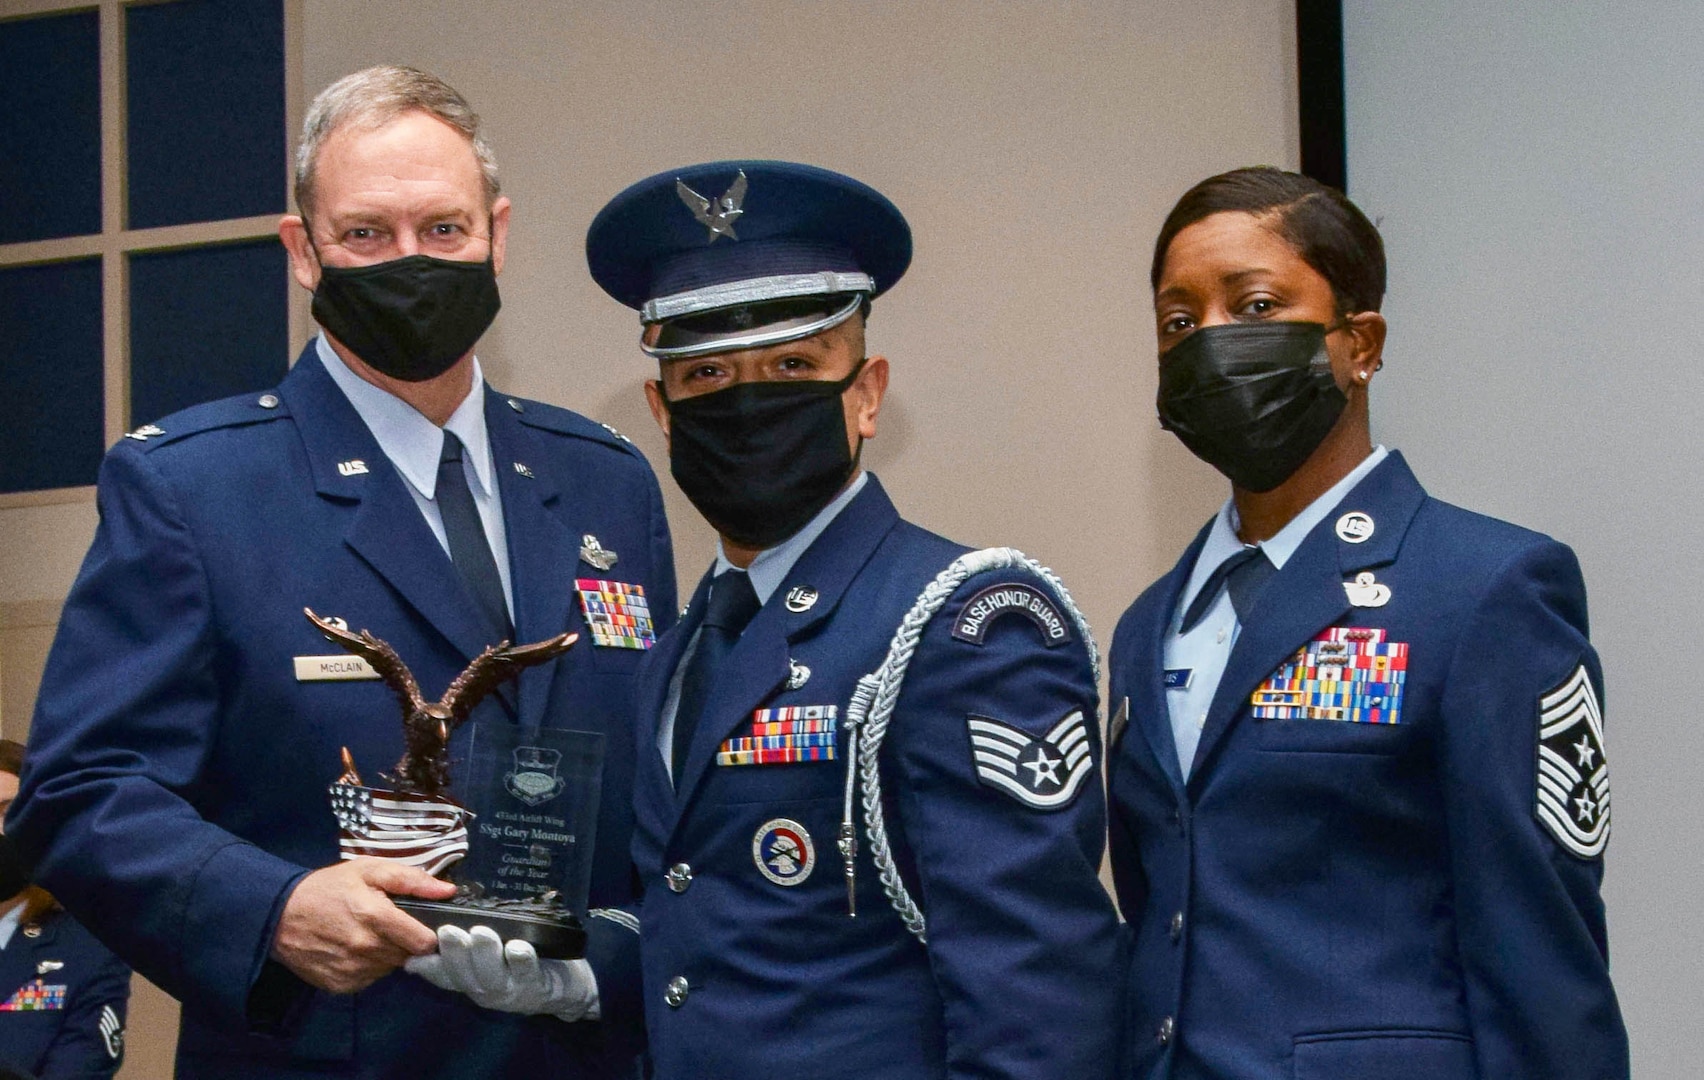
left=1536, top=663, right=1610, bottom=859
left=574, top=579, right=656, bottom=649
left=717, top=705, right=838, bottom=766
left=1251, top=626, right=1409, bottom=724
left=0, top=979, right=67, bottom=1011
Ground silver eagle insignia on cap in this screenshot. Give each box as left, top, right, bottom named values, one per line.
left=676, top=171, right=747, bottom=243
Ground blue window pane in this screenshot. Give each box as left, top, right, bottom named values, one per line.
left=0, top=260, right=105, bottom=493
left=126, top=0, right=285, bottom=229
left=0, top=11, right=101, bottom=244
left=129, top=240, right=289, bottom=426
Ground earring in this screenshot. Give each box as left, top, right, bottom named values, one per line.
left=1357, top=371, right=1370, bottom=383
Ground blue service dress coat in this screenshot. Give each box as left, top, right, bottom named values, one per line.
left=630, top=477, right=1122, bottom=1080
left=1106, top=451, right=1628, bottom=1080
left=0, top=906, right=129, bottom=1079
left=9, top=346, right=676, bottom=1080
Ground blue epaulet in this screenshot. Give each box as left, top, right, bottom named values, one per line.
left=497, top=393, right=646, bottom=460
left=118, top=390, right=289, bottom=451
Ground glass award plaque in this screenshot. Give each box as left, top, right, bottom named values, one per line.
left=307, top=608, right=598, bottom=959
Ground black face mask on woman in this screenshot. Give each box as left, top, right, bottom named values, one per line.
left=1156, top=320, right=1349, bottom=493
left=309, top=231, right=501, bottom=383
left=662, top=360, right=866, bottom=549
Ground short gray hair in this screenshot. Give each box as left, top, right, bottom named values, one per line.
left=294, top=65, right=500, bottom=216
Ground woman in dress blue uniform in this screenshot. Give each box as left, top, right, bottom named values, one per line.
left=1106, top=167, right=1629, bottom=1080
left=0, top=741, right=128, bottom=1080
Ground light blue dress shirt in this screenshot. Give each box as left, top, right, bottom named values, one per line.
left=1165, top=447, right=1389, bottom=777
left=0, top=903, right=21, bottom=951
left=657, top=470, right=870, bottom=780
left=316, top=335, right=514, bottom=621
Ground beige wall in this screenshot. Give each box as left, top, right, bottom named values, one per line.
left=2, top=2, right=1296, bottom=1074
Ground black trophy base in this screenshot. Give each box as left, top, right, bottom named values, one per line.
left=396, top=899, right=587, bottom=960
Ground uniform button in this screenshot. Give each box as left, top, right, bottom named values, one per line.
left=1169, top=911, right=1184, bottom=941
left=1157, top=1015, right=1175, bottom=1045
left=666, top=863, right=693, bottom=893
left=256, top=393, right=279, bottom=409
left=663, top=975, right=689, bottom=1008
left=1215, top=627, right=1227, bottom=644
left=1196, top=712, right=1207, bottom=730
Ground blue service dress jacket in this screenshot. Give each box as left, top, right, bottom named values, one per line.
left=1106, top=451, right=1628, bottom=1080
left=9, top=346, right=676, bottom=1080
left=0, top=906, right=129, bottom=1079
left=630, top=476, right=1122, bottom=1080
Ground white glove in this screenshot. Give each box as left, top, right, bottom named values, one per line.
left=405, top=924, right=600, bottom=1021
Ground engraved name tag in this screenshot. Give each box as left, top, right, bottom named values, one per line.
left=293, top=655, right=380, bottom=681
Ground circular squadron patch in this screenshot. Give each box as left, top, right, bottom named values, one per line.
left=752, top=819, right=816, bottom=886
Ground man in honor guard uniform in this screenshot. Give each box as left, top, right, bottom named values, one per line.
left=590, top=160, right=1120, bottom=1078
left=8, top=67, right=674, bottom=1079
left=0, top=742, right=129, bottom=1080
left=1106, top=167, right=1628, bottom=1079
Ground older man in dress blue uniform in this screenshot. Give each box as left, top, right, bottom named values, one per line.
left=8, top=66, right=674, bottom=1079
left=593, top=161, right=1121, bottom=1079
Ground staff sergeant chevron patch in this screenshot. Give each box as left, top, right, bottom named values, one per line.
left=1536, top=663, right=1610, bottom=859
left=966, top=710, right=1094, bottom=810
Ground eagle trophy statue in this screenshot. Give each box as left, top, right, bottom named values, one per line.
left=305, top=608, right=587, bottom=956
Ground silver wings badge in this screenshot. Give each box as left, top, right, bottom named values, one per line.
left=676, top=171, right=747, bottom=243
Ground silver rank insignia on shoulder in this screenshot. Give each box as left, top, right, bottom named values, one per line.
left=1537, top=664, right=1609, bottom=859
left=1342, top=571, right=1391, bottom=607
left=513, top=462, right=535, bottom=479
left=579, top=534, right=618, bottom=570
left=599, top=422, right=632, bottom=444
left=677, top=170, right=747, bottom=243
left=125, top=423, right=166, bottom=441
left=785, top=585, right=819, bottom=612
left=967, top=710, right=1095, bottom=810
left=1335, top=511, right=1375, bottom=543
left=787, top=658, right=811, bottom=690
left=1109, top=696, right=1130, bottom=749
left=337, top=459, right=368, bottom=477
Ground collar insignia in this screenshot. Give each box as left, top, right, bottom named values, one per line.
left=336, top=459, right=368, bottom=476
left=676, top=170, right=748, bottom=243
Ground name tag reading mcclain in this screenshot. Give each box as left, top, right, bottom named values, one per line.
left=294, top=655, right=381, bottom=681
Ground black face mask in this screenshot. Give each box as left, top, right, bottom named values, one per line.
left=309, top=233, right=501, bottom=382
left=0, top=834, right=29, bottom=902
left=1156, top=320, right=1349, bottom=493
left=663, top=360, right=866, bottom=549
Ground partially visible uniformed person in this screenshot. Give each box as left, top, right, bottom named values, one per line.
left=0, top=741, right=129, bottom=1080
left=595, top=160, right=1120, bottom=1078
left=1107, top=166, right=1629, bottom=1079
left=9, top=67, right=674, bottom=1079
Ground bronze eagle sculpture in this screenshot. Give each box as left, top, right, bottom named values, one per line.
left=305, top=608, right=577, bottom=796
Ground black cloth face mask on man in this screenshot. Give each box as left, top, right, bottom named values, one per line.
left=308, top=227, right=502, bottom=382
left=1155, top=320, right=1350, bottom=492
left=662, top=359, right=867, bottom=549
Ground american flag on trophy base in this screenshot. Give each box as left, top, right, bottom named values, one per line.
left=330, top=749, right=474, bottom=878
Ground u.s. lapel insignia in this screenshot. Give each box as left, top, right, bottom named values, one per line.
left=513, top=462, right=535, bottom=479
left=35, top=961, right=63, bottom=975
left=785, top=585, right=819, bottom=612
left=124, top=423, right=165, bottom=441
left=787, top=658, right=811, bottom=690
left=1109, top=696, right=1130, bottom=749
left=579, top=534, right=618, bottom=571
left=966, top=710, right=1095, bottom=810
left=574, top=578, right=656, bottom=649
left=22, top=924, right=40, bottom=939
left=337, top=459, right=368, bottom=477
left=1335, top=511, right=1375, bottom=543
left=1537, top=664, right=1609, bottom=859
left=753, top=818, right=815, bottom=885
left=1342, top=571, right=1391, bottom=607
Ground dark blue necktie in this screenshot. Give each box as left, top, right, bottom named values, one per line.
left=437, top=432, right=512, bottom=644
left=672, top=571, right=762, bottom=781
left=1179, top=545, right=1277, bottom=635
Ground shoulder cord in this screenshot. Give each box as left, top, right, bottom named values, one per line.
left=838, top=547, right=1099, bottom=943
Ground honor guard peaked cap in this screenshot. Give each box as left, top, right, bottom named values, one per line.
left=586, top=160, right=912, bottom=359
